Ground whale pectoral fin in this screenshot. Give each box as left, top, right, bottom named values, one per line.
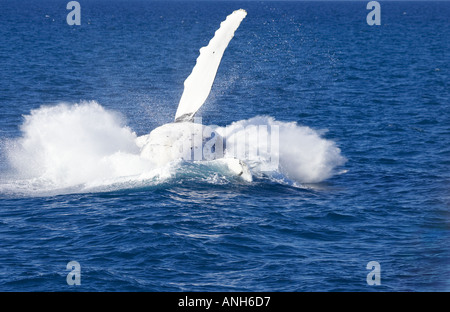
left=174, top=112, right=194, bottom=123
left=174, top=9, right=247, bottom=122
left=213, top=158, right=252, bottom=182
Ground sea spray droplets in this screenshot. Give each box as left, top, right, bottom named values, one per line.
left=1, top=102, right=345, bottom=195
left=218, top=116, right=346, bottom=184
left=5, top=101, right=151, bottom=188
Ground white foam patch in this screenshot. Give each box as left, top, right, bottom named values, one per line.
left=1, top=101, right=159, bottom=194
left=0, top=101, right=346, bottom=195
left=217, top=116, right=346, bottom=184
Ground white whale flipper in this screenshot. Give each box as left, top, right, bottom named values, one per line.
left=140, top=9, right=251, bottom=182
left=175, top=9, right=247, bottom=122
left=213, top=158, right=252, bottom=182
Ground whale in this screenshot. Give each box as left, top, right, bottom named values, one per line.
left=137, top=9, right=252, bottom=182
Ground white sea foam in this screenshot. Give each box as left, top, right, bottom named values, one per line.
left=2, top=101, right=156, bottom=194
left=217, top=116, right=346, bottom=184
left=0, top=101, right=345, bottom=195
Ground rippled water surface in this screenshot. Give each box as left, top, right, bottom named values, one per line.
left=0, top=1, right=449, bottom=291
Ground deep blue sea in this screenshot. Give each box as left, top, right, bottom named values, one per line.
left=0, top=0, right=449, bottom=292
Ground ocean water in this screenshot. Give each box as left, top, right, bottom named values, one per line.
left=0, top=0, right=449, bottom=292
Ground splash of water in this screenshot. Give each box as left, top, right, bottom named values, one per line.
left=0, top=101, right=345, bottom=195
left=217, top=116, right=346, bottom=184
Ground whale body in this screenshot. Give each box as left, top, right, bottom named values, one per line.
left=138, top=9, right=251, bottom=181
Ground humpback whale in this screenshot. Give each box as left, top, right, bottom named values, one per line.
left=137, top=9, right=252, bottom=181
